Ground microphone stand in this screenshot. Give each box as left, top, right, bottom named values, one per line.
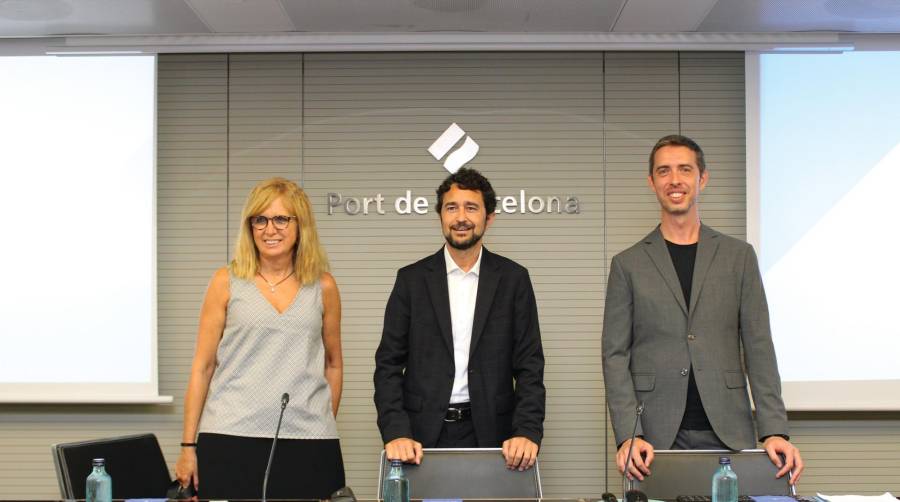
left=262, top=392, right=290, bottom=502
left=623, top=403, right=648, bottom=502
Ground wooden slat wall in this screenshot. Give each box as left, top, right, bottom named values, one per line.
left=787, top=416, right=900, bottom=493
left=227, top=53, right=303, bottom=251
left=0, top=51, right=898, bottom=499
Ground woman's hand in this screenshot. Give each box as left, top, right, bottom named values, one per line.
left=174, top=447, right=199, bottom=491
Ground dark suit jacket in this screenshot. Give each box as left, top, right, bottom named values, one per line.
left=374, top=247, right=545, bottom=447
left=602, top=225, right=789, bottom=450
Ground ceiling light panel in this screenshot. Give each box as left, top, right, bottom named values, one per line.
left=612, top=0, right=719, bottom=32
left=186, top=0, right=295, bottom=33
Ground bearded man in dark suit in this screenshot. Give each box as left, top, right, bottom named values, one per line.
left=374, top=168, right=545, bottom=471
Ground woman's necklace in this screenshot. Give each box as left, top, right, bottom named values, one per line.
left=257, top=271, right=292, bottom=293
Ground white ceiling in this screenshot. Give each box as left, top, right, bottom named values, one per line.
left=1, top=0, right=900, bottom=38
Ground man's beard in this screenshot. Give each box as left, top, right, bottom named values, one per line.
left=444, top=224, right=484, bottom=250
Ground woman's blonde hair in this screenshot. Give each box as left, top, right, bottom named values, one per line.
left=230, top=177, right=329, bottom=285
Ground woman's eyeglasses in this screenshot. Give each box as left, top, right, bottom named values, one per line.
left=249, top=215, right=297, bottom=230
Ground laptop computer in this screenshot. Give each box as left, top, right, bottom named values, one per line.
left=629, top=449, right=794, bottom=500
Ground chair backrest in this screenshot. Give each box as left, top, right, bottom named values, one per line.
left=630, top=449, right=795, bottom=499
left=377, top=448, right=542, bottom=500
left=51, top=433, right=172, bottom=499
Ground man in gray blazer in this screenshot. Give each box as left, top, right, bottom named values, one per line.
left=602, top=135, right=804, bottom=484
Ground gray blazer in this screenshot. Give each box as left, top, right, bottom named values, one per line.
left=601, top=224, right=789, bottom=450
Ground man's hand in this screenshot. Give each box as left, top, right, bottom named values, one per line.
left=385, top=437, right=423, bottom=465
left=763, top=436, right=803, bottom=485
left=502, top=436, right=539, bottom=471
left=616, top=437, right=655, bottom=481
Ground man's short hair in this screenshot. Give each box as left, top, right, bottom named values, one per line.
left=434, top=167, right=497, bottom=214
left=648, top=134, right=707, bottom=176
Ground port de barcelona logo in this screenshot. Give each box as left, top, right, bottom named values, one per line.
left=327, top=123, right=581, bottom=216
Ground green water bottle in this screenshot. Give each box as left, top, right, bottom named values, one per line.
left=85, top=458, right=112, bottom=502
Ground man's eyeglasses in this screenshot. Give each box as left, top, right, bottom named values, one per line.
left=249, top=215, right=297, bottom=230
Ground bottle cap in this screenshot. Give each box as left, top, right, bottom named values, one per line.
left=92, top=458, right=106, bottom=467
left=390, top=459, right=402, bottom=467
left=718, top=456, right=731, bottom=465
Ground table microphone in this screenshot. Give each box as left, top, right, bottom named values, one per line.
left=623, top=402, right=648, bottom=502
left=262, top=392, right=290, bottom=502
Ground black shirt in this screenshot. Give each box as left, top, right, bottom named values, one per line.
left=665, top=240, right=712, bottom=431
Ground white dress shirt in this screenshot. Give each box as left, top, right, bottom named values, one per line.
left=444, top=245, right=482, bottom=405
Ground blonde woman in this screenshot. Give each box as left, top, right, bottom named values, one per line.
left=175, top=178, right=344, bottom=499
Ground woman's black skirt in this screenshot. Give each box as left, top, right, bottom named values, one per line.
left=197, top=432, right=345, bottom=500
